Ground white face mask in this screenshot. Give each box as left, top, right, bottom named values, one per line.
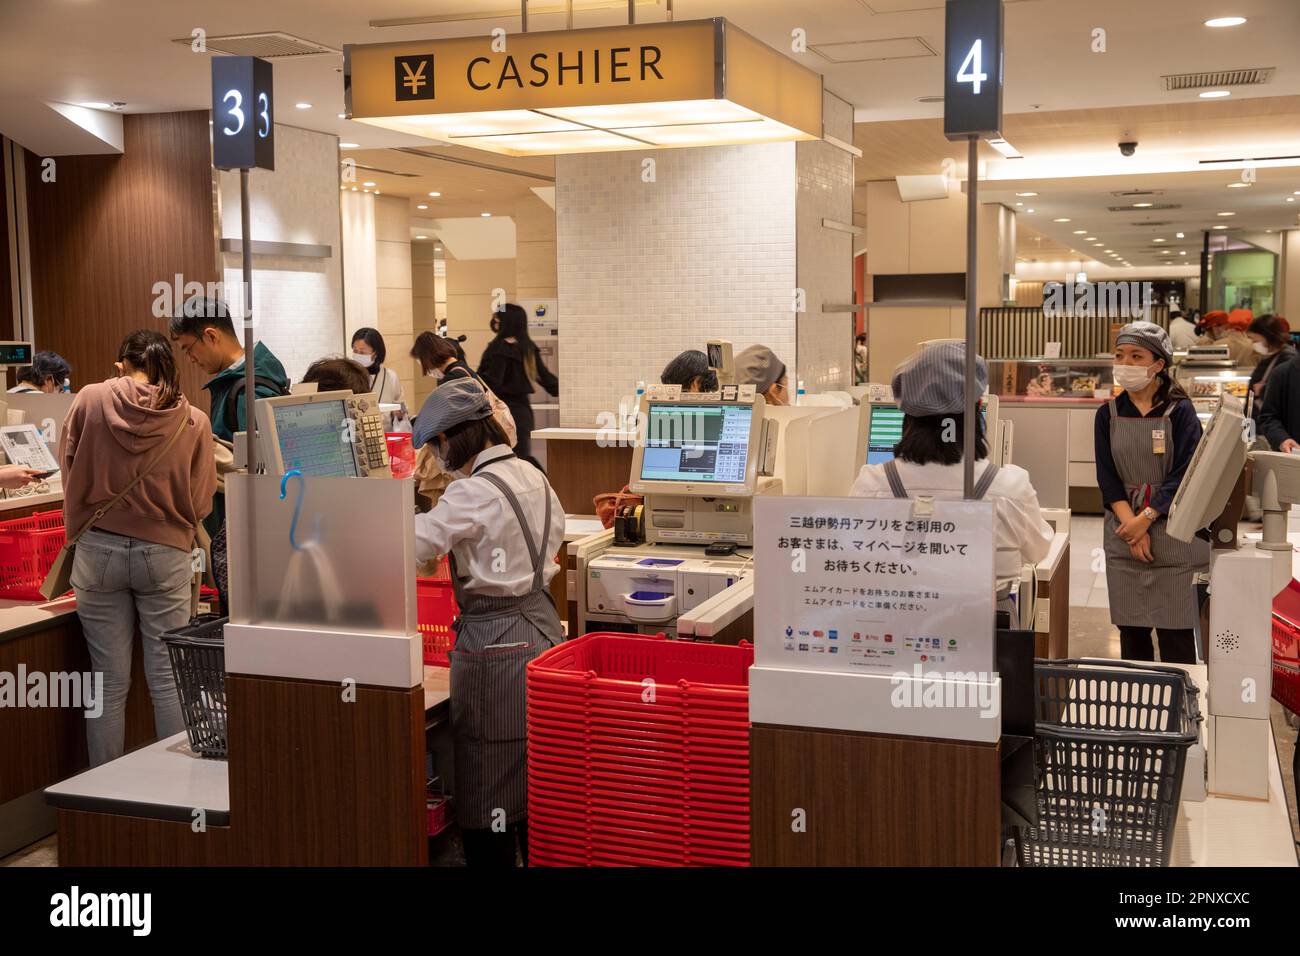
left=1113, top=364, right=1156, bottom=392
left=351, top=351, right=374, bottom=369
left=1253, top=341, right=1270, bottom=355
left=426, top=367, right=445, bottom=381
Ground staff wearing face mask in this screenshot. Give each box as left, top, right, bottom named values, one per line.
left=349, top=328, right=405, bottom=407
left=412, top=378, right=564, bottom=868
left=1095, top=321, right=1207, bottom=664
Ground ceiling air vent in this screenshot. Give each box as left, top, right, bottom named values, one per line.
left=1106, top=204, right=1181, bottom=213
left=1111, top=189, right=1164, bottom=198
left=1161, top=67, right=1274, bottom=91
left=173, top=32, right=340, bottom=58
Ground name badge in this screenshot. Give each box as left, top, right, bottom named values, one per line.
left=1152, top=428, right=1166, bottom=455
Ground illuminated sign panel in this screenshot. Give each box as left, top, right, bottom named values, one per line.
left=212, top=56, right=275, bottom=170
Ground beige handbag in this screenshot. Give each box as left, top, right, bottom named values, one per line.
left=40, top=414, right=190, bottom=601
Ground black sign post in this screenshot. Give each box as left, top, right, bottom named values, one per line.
left=211, top=56, right=274, bottom=478
left=943, top=0, right=1004, bottom=499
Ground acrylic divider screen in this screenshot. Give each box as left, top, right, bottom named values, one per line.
left=225, top=473, right=416, bottom=635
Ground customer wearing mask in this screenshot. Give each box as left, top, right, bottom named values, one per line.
left=1167, top=310, right=1198, bottom=352
left=1258, top=322, right=1300, bottom=454
left=9, top=350, right=71, bottom=393
left=478, top=304, right=558, bottom=470
left=350, top=327, right=405, bottom=406
left=660, top=350, right=718, bottom=393
left=1095, top=321, right=1206, bottom=664
left=1245, top=314, right=1295, bottom=419
left=412, top=331, right=477, bottom=385
left=61, top=330, right=217, bottom=766
left=735, top=344, right=789, bottom=406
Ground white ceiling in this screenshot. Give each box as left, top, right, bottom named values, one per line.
left=2, top=0, right=1298, bottom=154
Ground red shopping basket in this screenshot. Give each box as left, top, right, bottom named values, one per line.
left=1271, top=579, right=1300, bottom=715
left=418, top=556, right=457, bottom=667
left=0, top=510, right=67, bottom=601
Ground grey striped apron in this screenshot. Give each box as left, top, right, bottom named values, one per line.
left=1103, top=399, right=1209, bottom=628
left=448, top=458, right=564, bottom=830
left=882, top=459, right=1015, bottom=614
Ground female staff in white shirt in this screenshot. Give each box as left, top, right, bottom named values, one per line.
left=350, top=327, right=405, bottom=407
left=851, top=342, right=1054, bottom=614
left=413, top=378, right=565, bottom=868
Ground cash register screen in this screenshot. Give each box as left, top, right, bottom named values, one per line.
left=272, top=399, right=361, bottom=478
left=640, top=403, right=752, bottom=483
left=866, top=404, right=905, bottom=465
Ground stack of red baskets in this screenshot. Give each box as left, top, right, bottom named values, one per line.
left=1271, top=578, right=1300, bottom=715
left=417, top=556, right=458, bottom=666
left=0, top=510, right=67, bottom=600
left=526, top=632, right=753, bottom=867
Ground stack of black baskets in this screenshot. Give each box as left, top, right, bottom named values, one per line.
left=162, top=614, right=229, bottom=760
left=1014, top=659, right=1201, bottom=867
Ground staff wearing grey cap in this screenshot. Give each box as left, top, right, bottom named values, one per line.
left=1095, top=320, right=1206, bottom=663
left=412, top=378, right=565, bottom=867
left=851, top=342, right=1053, bottom=611
left=735, top=345, right=790, bottom=406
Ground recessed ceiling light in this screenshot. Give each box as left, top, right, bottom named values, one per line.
left=1227, top=182, right=1251, bottom=188
left=1216, top=211, right=1235, bottom=216
left=428, top=191, right=441, bottom=198
left=362, top=189, right=370, bottom=193
left=481, top=212, right=491, bottom=217
left=78, top=102, right=115, bottom=110
left=1085, top=236, right=1097, bottom=241
left=1199, top=90, right=1231, bottom=98
left=373, top=191, right=380, bottom=195
left=1288, top=197, right=1297, bottom=203
left=416, top=235, right=428, bottom=240
left=1072, top=230, right=1087, bottom=234
left=1026, top=208, right=1035, bottom=213
left=1053, top=218, right=1070, bottom=222
left=351, top=186, right=358, bottom=192
left=1015, top=192, right=1038, bottom=197
left=1104, top=249, right=1113, bottom=253
left=340, top=142, right=359, bottom=149
left=1153, top=238, right=1167, bottom=242
left=1132, top=202, right=1153, bottom=208
left=1180, top=250, right=1187, bottom=255
left=1204, top=17, right=1247, bottom=28
left=363, top=181, right=376, bottom=187
left=416, top=204, right=428, bottom=210
left=295, top=102, right=312, bottom=110
left=1175, top=232, right=1185, bottom=238
left=1213, top=224, right=1228, bottom=229
left=1015, top=202, right=1023, bottom=207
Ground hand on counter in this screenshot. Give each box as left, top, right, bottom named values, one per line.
left=0, top=464, right=46, bottom=489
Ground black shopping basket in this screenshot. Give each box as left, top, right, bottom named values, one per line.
left=1013, top=659, right=1201, bottom=867
left=162, top=615, right=228, bottom=759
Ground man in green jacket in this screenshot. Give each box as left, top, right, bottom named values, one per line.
left=169, top=295, right=290, bottom=537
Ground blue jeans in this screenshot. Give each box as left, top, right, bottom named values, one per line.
left=72, top=528, right=192, bottom=767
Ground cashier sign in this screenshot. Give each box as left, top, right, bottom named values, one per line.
left=754, top=496, right=996, bottom=675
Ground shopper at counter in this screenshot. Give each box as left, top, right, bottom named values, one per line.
left=1168, top=311, right=1198, bottom=352
left=1245, top=314, right=1295, bottom=412
left=1095, top=321, right=1206, bottom=664
left=61, top=330, right=217, bottom=767
left=0, top=464, right=46, bottom=487
left=850, top=341, right=1053, bottom=611
left=1197, top=309, right=1258, bottom=368
left=412, top=331, right=477, bottom=385
left=660, top=350, right=718, bottom=392
left=735, top=344, right=789, bottom=405
left=478, top=304, right=558, bottom=470
left=9, top=350, right=71, bottom=393
left=350, top=327, right=405, bottom=407
left=412, top=378, right=564, bottom=868
left=1258, top=348, right=1300, bottom=454
left=301, top=356, right=372, bottom=396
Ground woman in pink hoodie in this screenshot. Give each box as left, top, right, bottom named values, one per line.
left=60, top=330, right=217, bottom=766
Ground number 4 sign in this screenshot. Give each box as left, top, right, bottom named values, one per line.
left=944, top=0, right=1004, bottom=141
left=211, top=56, right=276, bottom=171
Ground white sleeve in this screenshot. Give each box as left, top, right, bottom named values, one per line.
left=414, top=481, right=477, bottom=564
left=997, top=466, right=1054, bottom=565
left=850, top=464, right=893, bottom=498
left=388, top=368, right=405, bottom=408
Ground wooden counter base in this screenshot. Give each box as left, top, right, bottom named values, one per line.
left=57, top=810, right=232, bottom=866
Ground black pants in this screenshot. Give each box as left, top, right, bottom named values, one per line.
left=506, top=399, right=544, bottom=472
left=461, top=822, right=528, bottom=868
left=1118, top=626, right=1197, bottom=664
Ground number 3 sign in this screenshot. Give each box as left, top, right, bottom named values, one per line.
left=944, top=0, right=1004, bottom=141
left=211, top=56, right=276, bottom=170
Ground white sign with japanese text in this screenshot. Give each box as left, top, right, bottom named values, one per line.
left=754, top=496, right=996, bottom=675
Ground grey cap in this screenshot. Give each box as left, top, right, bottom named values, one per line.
left=735, top=345, right=787, bottom=394
left=891, top=341, right=987, bottom=416
left=1115, top=320, right=1172, bottom=364
left=412, top=378, right=492, bottom=449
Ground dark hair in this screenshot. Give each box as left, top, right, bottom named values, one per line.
left=411, top=332, right=461, bottom=375
left=169, top=295, right=236, bottom=340
left=1247, top=313, right=1288, bottom=351
left=494, top=303, right=531, bottom=343
left=895, top=413, right=987, bottom=466
left=661, top=350, right=718, bottom=392
left=350, top=327, right=387, bottom=370
left=17, top=350, right=71, bottom=388
left=441, top=415, right=510, bottom=472
left=117, top=330, right=182, bottom=410
left=855, top=333, right=867, bottom=345
left=301, top=357, right=372, bottom=395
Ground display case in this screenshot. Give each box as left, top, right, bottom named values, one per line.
left=1176, top=365, right=1252, bottom=418
left=987, top=356, right=1116, bottom=401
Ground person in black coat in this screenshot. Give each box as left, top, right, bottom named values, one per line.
left=477, top=304, right=558, bottom=470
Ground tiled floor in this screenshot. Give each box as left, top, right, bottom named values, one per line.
left=4, top=518, right=1296, bottom=865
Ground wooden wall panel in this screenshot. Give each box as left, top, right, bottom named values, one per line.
left=1, top=138, right=12, bottom=338
left=23, top=112, right=215, bottom=412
